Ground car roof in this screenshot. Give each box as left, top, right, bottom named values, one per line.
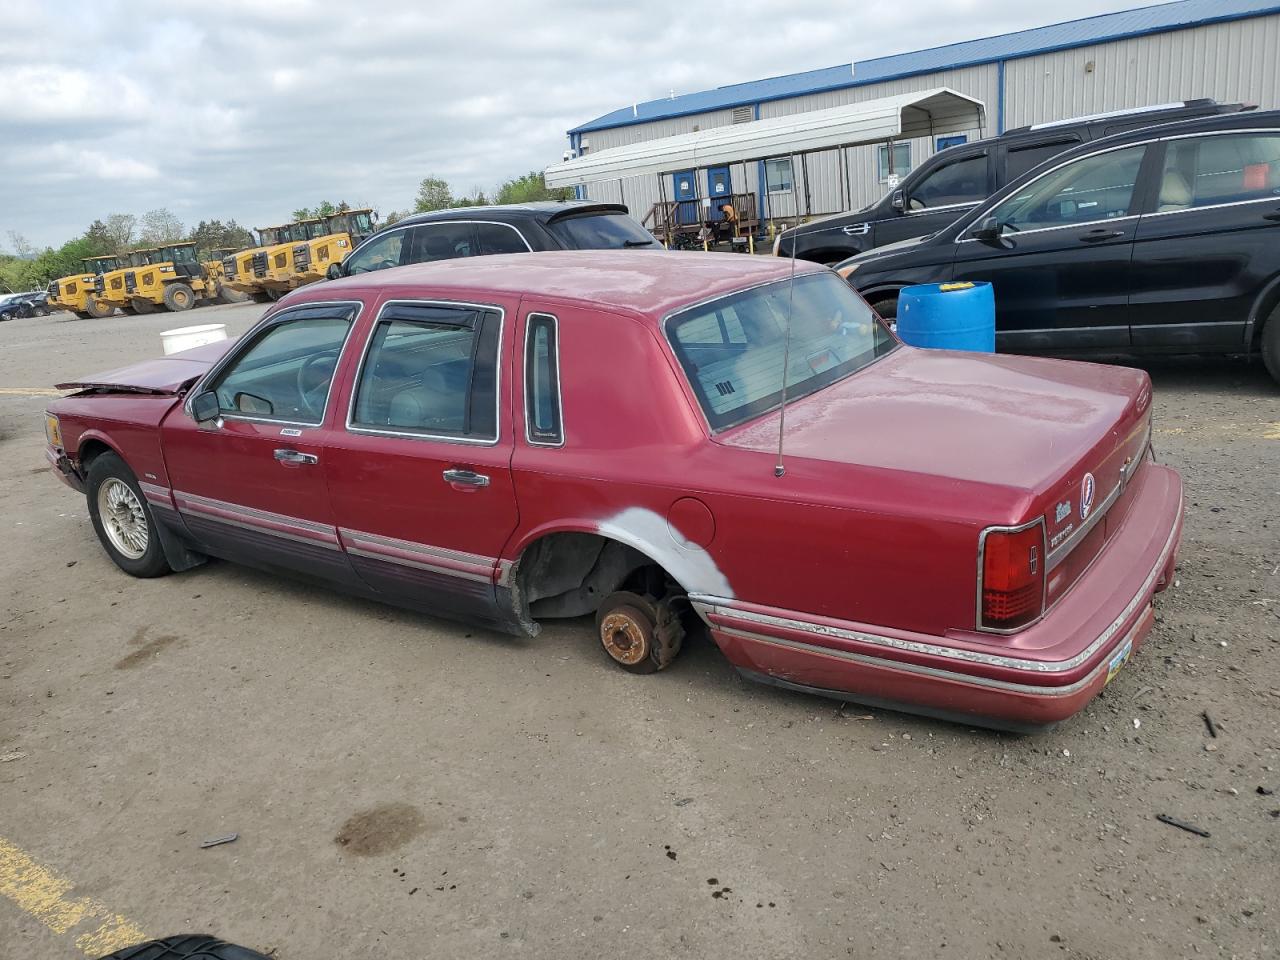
left=303, top=250, right=827, bottom=320
left=392, top=201, right=629, bottom=229
left=1024, top=108, right=1280, bottom=166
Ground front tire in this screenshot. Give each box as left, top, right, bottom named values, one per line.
left=868, top=294, right=898, bottom=322
left=1261, top=306, right=1280, bottom=385
left=83, top=297, right=113, bottom=319
left=86, top=453, right=170, bottom=578
left=162, top=282, right=195, bottom=312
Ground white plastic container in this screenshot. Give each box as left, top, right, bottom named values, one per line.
left=160, top=323, right=227, bottom=356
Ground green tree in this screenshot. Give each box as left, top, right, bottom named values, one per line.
left=189, top=219, right=255, bottom=257
left=83, top=220, right=115, bottom=255
left=413, top=176, right=453, bottom=213
left=496, top=171, right=571, bottom=205
left=292, top=200, right=345, bottom=220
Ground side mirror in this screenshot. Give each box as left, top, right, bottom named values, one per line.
left=190, top=390, right=220, bottom=424
left=325, top=262, right=343, bottom=281
left=891, top=190, right=904, bottom=212
left=970, top=216, right=1003, bottom=242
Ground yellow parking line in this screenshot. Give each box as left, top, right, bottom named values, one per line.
left=1264, top=422, right=1280, bottom=441
left=0, top=836, right=149, bottom=955
left=0, top=388, right=63, bottom=397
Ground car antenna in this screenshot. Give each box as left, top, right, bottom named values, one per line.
left=774, top=233, right=799, bottom=478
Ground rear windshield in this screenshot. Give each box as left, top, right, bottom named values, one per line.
left=546, top=212, right=659, bottom=249
left=667, top=271, right=897, bottom=431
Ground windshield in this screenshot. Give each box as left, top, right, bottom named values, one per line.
left=546, top=212, right=658, bottom=249
left=667, top=271, right=897, bottom=431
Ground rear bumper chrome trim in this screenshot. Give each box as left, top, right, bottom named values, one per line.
left=690, top=497, right=1180, bottom=678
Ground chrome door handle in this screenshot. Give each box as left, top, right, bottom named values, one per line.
left=442, top=468, right=489, bottom=487
left=274, top=448, right=318, bottom=465
left=1078, top=229, right=1125, bottom=243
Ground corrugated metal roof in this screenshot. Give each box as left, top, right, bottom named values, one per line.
left=570, top=0, right=1280, bottom=134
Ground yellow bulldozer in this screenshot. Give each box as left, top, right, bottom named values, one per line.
left=220, top=225, right=290, bottom=302
left=47, top=255, right=121, bottom=319
left=259, top=219, right=328, bottom=298
left=259, top=208, right=378, bottom=295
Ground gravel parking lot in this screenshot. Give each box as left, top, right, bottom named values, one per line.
left=1, top=303, right=1278, bottom=959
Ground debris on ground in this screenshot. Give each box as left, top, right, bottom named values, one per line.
left=1156, top=814, right=1211, bottom=838
left=1202, top=711, right=1218, bottom=738
left=200, top=833, right=239, bottom=849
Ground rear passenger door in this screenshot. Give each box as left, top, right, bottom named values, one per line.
left=323, top=298, right=519, bottom=628
left=403, top=222, right=478, bottom=264
left=1128, top=130, right=1280, bottom=351
left=996, top=135, right=1083, bottom=190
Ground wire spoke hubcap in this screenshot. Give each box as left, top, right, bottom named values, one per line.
left=97, top=478, right=149, bottom=560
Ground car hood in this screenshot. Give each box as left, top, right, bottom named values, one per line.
left=717, top=345, right=1148, bottom=497
left=55, top=338, right=235, bottom=395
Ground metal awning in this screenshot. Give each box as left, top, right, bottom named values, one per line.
left=545, top=87, right=985, bottom=188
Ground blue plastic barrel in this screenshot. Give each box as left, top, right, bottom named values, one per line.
left=895, top=281, right=995, bottom=353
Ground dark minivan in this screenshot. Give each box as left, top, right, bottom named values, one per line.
left=325, top=201, right=659, bottom=279
left=775, top=99, right=1252, bottom=264
left=835, top=109, right=1280, bottom=382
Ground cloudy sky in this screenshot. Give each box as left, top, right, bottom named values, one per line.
left=2, top=0, right=1143, bottom=250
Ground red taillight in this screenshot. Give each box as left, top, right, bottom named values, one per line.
left=980, top=523, right=1045, bottom=630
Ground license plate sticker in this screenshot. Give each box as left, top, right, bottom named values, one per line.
left=1105, top=638, right=1133, bottom=686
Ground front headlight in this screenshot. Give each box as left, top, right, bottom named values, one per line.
left=44, top=413, right=63, bottom=449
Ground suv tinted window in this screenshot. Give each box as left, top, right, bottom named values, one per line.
left=474, top=222, right=531, bottom=255
left=351, top=303, right=499, bottom=440
left=910, top=153, right=987, bottom=208
left=345, top=229, right=407, bottom=274
left=546, top=213, right=658, bottom=249
left=985, top=144, right=1146, bottom=233
left=1157, top=133, right=1280, bottom=211
left=406, top=222, right=476, bottom=263
left=1004, top=137, right=1082, bottom=183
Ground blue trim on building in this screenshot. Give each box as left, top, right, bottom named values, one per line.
left=569, top=0, right=1280, bottom=134
left=996, top=59, right=1006, bottom=133
left=754, top=102, right=765, bottom=233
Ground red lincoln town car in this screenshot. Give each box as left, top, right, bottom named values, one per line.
left=43, top=251, right=1183, bottom=730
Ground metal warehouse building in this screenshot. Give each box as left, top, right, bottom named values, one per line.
left=548, top=0, right=1280, bottom=234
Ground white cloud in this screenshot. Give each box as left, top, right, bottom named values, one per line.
left=3, top=0, right=1145, bottom=248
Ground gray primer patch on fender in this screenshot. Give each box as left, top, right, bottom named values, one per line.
left=598, top=506, right=732, bottom=598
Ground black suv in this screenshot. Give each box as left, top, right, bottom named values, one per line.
left=835, top=110, right=1280, bottom=382
left=326, top=201, right=659, bottom=279
left=776, top=99, right=1252, bottom=264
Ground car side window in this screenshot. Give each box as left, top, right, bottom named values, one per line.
left=210, top=312, right=353, bottom=424
left=404, top=223, right=476, bottom=264
left=351, top=302, right=500, bottom=441
left=524, top=313, right=563, bottom=445
left=984, top=145, right=1146, bottom=233
left=1156, top=133, right=1280, bottom=212
left=475, top=222, right=531, bottom=255
left=1003, top=137, right=1081, bottom=183
left=345, top=230, right=406, bottom=274
left=909, top=152, right=987, bottom=209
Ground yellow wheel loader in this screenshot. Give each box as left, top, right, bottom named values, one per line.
left=47, top=255, right=120, bottom=319
left=260, top=219, right=328, bottom=297
left=200, top=247, right=252, bottom=303
left=95, top=250, right=149, bottom=315
left=220, top=225, right=289, bottom=302
left=305, top=208, right=376, bottom=283
left=123, top=242, right=219, bottom=313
